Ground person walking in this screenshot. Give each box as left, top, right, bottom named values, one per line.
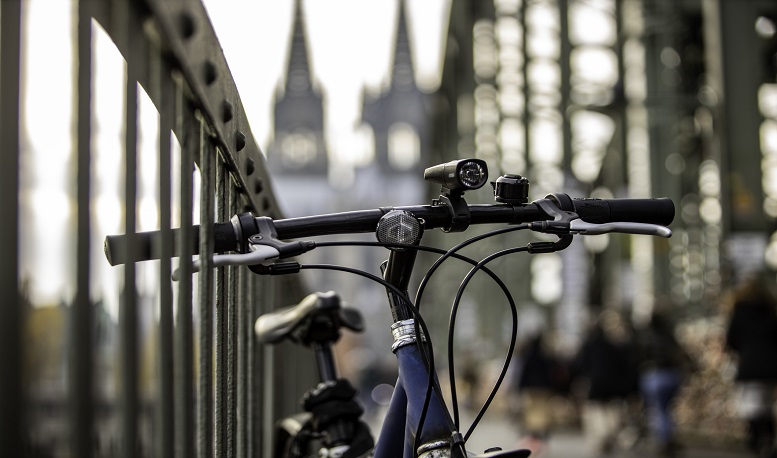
left=726, top=274, right=777, bottom=458
left=572, top=310, right=639, bottom=456
left=635, top=305, right=690, bottom=458
left=511, top=331, right=566, bottom=456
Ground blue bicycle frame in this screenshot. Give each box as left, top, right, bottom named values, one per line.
left=366, top=241, right=445, bottom=457
left=375, top=340, right=456, bottom=457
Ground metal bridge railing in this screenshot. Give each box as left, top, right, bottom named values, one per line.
left=1, top=0, right=314, bottom=456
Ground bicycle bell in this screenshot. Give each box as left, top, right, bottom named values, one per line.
left=492, top=174, right=529, bottom=204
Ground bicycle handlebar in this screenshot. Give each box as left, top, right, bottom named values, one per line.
left=104, top=196, right=674, bottom=266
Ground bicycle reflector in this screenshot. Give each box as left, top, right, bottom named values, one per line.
left=376, top=210, right=421, bottom=247
left=423, top=158, right=488, bottom=195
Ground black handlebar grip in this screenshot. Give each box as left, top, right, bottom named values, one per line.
left=572, top=198, right=675, bottom=226
left=104, top=222, right=236, bottom=266
left=213, top=222, right=238, bottom=253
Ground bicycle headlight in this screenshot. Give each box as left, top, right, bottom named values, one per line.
left=423, top=158, right=488, bottom=194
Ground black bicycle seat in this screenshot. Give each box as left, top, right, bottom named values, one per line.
left=255, top=291, right=364, bottom=345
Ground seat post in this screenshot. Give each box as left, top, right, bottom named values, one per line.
left=312, top=341, right=338, bottom=382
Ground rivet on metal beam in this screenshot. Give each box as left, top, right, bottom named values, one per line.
left=222, top=100, right=234, bottom=123
left=245, top=157, right=255, bottom=176
left=235, top=131, right=246, bottom=151
left=203, top=61, right=217, bottom=85
left=179, top=13, right=195, bottom=39
left=254, top=179, right=264, bottom=194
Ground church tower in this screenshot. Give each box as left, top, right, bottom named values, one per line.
left=267, top=0, right=328, bottom=177
left=360, top=0, right=431, bottom=175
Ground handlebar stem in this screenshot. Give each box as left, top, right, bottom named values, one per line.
left=381, top=249, right=419, bottom=322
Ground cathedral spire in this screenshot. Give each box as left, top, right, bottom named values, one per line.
left=359, top=0, right=429, bottom=174
left=391, top=0, right=415, bottom=89
left=269, top=0, right=327, bottom=177
left=285, top=0, right=312, bottom=93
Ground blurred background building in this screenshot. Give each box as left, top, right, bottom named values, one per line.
left=3, top=0, right=777, bottom=456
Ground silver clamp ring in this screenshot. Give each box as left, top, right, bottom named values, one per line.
left=391, top=319, right=425, bottom=352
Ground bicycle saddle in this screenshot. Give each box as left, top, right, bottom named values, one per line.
left=255, top=291, right=364, bottom=345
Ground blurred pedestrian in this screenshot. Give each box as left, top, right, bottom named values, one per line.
left=511, top=331, right=566, bottom=455
left=635, top=302, right=692, bottom=457
left=572, top=310, right=639, bottom=455
left=725, top=274, right=777, bottom=458
left=457, top=348, right=481, bottom=411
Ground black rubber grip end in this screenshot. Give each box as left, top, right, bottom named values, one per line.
left=214, top=222, right=237, bottom=253
left=104, top=230, right=167, bottom=266
left=105, top=222, right=238, bottom=266
left=573, top=198, right=675, bottom=226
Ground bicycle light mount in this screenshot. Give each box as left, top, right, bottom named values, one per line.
left=424, top=158, right=489, bottom=232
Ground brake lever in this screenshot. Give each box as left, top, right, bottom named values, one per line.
left=529, top=198, right=672, bottom=241
left=569, top=220, right=672, bottom=238
left=172, top=245, right=283, bottom=281
left=171, top=215, right=318, bottom=281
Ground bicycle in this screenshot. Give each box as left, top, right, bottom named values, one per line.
left=104, top=158, right=674, bottom=458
